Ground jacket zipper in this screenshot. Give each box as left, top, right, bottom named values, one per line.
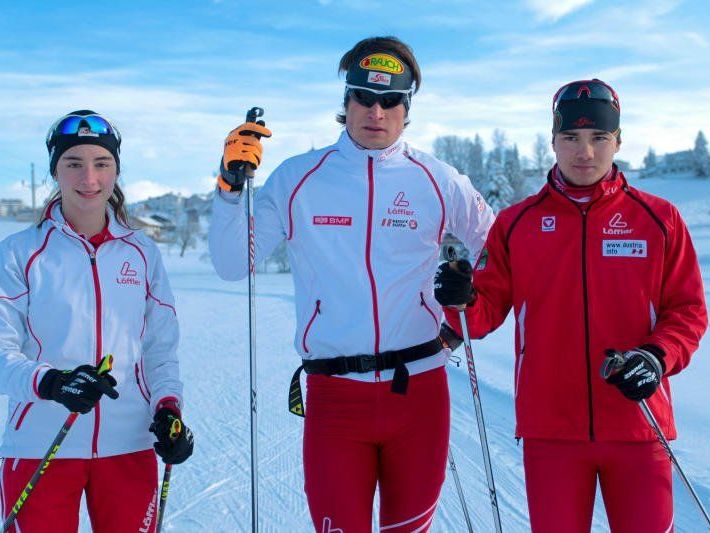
left=365, top=157, right=381, bottom=379
left=580, top=209, right=595, bottom=441
left=420, top=292, right=438, bottom=328
left=302, top=300, right=321, bottom=353
left=88, top=250, right=103, bottom=457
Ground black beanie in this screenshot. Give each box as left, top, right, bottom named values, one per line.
left=47, top=110, right=121, bottom=175
left=554, top=99, right=620, bottom=134
left=346, top=51, right=414, bottom=92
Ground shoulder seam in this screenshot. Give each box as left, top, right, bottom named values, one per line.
left=623, top=188, right=668, bottom=240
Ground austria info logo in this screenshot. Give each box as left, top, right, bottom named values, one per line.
left=602, top=240, right=647, bottom=257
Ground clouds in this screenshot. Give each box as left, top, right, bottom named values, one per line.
left=0, top=0, right=708, bottom=202
left=525, top=0, right=594, bottom=22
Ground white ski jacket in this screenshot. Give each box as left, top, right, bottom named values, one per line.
left=0, top=201, right=182, bottom=459
left=209, top=132, right=494, bottom=381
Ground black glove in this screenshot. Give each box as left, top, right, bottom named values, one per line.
left=434, top=260, right=474, bottom=307
left=605, top=346, right=666, bottom=401
left=38, top=364, right=119, bottom=414
left=150, top=408, right=194, bottom=465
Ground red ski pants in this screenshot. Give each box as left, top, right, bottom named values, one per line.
left=303, top=367, right=450, bottom=533
left=524, top=438, right=673, bottom=533
left=0, top=449, right=158, bottom=533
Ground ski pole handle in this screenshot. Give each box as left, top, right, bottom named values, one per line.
left=237, top=107, right=266, bottom=181
left=600, top=349, right=626, bottom=379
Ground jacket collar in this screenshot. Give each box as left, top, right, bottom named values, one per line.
left=44, top=199, right=133, bottom=240
left=546, top=164, right=627, bottom=206
left=335, top=130, right=406, bottom=166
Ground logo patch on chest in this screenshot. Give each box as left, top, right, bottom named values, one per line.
left=602, top=240, right=647, bottom=257
left=312, top=216, right=353, bottom=226
left=117, top=261, right=141, bottom=286
left=541, top=216, right=556, bottom=232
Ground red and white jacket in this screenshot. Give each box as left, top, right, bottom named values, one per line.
left=210, top=131, right=494, bottom=381
left=445, top=167, right=708, bottom=441
left=0, top=201, right=183, bottom=459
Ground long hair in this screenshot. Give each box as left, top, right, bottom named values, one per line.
left=37, top=181, right=131, bottom=228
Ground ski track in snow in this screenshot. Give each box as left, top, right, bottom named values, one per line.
left=0, top=176, right=709, bottom=532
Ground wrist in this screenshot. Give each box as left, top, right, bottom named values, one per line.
left=639, top=344, right=666, bottom=374
left=156, top=398, right=181, bottom=418
left=37, top=369, right=62, bottom=400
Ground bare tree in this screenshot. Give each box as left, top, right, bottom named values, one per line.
left=532, top=133, right=554, bottom=180
left=176, top=209, right=201, bottom=257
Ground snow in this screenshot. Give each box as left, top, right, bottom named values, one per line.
left=1, top=175, right=710, bottom=532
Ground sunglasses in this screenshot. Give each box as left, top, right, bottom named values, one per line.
left=345, top=85, right=411, bottom=109
left=47, top=114, right=121, bottom=145
left=552, top=79, right=620, bottom=112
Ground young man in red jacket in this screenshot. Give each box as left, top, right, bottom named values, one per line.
left=435, top=79, right=708, bottom=532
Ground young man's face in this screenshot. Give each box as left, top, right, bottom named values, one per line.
left=553, top=129, right=620, bottom=186
left=345, top=97, right=406, bottom=150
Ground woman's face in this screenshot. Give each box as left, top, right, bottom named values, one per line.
left=54, top=144, right=117, bottom=221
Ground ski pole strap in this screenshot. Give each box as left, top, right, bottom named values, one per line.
left=289, top=337, right=444, bottom=416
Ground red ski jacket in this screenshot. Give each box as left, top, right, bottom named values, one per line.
left=445, top=167, right=707, bottom=441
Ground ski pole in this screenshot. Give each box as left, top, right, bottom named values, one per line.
left=601, top=351, right=710, bottom=529
left=445, top=246, right=503, bottom=533
left=156, top=417, right=183, bottom=533
left=448, top=448, right=474, bottom=533
left=2, top=355, right=114, bottom=533
left=230, top=106, right=266, bottom=533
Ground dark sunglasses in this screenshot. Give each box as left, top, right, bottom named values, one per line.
left=553, top=79, right=620, bottom=112
left=347, top=87, right=409, bottom=109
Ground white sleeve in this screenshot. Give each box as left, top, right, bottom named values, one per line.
left=0, top=239, right=51, bottom=401
left=208, top=174, right=287, bottom=281
left=445, top=167, right=496, bottom=263
left=141, top=246, right=183, bottom=414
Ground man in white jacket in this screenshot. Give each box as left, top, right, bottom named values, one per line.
left=209, top=36, right=494, bottom=532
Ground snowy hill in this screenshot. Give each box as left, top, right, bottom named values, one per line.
left=1, top=176, right=709, bottom=532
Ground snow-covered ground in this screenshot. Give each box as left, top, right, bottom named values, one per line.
left=1, top=175, right=709, bottom=532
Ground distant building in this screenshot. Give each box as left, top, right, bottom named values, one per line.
left=0, top=199, right=24, bottom=217
left=129, top=213, right=176, bottom=242
left=657, top=150, right=695, bottom=176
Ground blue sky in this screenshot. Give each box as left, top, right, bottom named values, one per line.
left=0, top=0, right=708, bottom=204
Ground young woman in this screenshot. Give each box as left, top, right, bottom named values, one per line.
left=0, top=110, right=193, bottom=532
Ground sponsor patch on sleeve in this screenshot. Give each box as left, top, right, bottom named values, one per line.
left=602, top=240, right=647, bottom=257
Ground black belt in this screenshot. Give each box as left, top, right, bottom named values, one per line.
left=288, top=338, right=443, bottom=417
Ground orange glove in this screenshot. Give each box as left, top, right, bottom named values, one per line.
left=218, top=122, right=272, bottom=192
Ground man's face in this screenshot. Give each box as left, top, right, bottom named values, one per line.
left=345, top=94, right=406, bottom=150
left=553, top=128, right=620, bottom=185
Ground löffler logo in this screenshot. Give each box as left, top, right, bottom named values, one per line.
left=117, top=261, right=141, bottom=286
left=138, top=491, right=157, bottom=533
left=383, top=191, right=417, bottom=229
left=603, top=212, right=633, bottom=235
left=393, top=191, right=409, bottom=207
